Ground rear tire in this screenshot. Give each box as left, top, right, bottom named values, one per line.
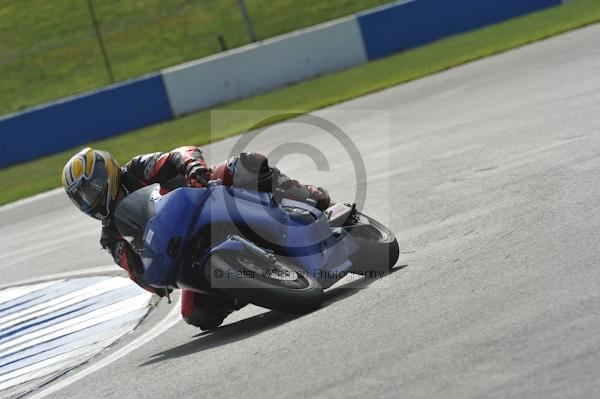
left=347, top=212, right=399, bottom=274
left=203, top=251, right=323, bottom=314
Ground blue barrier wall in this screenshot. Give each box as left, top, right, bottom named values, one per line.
left=357, top=0, right=562, bottom=60
left=0, top=74, right=172, bottom=168
left=0, top=0, right=565, bottom=169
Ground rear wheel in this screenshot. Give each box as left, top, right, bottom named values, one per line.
left=203, top=251, right=323, bottom=314
left=347, top=212, right=399, bottom=274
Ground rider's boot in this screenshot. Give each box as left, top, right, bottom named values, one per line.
left=181, top=290, right=246, bottom=331
left=271, top=168, right=330, bottom=211
left=212, top=153, right=331, bottom=211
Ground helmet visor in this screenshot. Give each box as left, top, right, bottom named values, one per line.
left=66, top=160, right=110, bottom=219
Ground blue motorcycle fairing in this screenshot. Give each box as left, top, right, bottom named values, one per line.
left=276, top=198, right=359, bottom=287
left=198, top=233, right=357, bottom=289
left=140, top=184, right=358, bottom=288
left=192, top=189, right=358, bottom=284
left=141, top=186, right=210, bottom=287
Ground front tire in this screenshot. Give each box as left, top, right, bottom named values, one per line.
left=203, top=251, right=323, bottom=314
left=347, top=212, right=399, bottom=274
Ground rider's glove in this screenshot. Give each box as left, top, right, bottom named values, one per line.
left=186, top=162, right=211, bottom=188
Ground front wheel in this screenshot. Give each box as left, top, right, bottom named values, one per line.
left=346, top=212, right=399, bottom=274
left=203, top=251, right=323, bottom=314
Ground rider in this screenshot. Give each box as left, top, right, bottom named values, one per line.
left=62, top=146, right=329, bottom=330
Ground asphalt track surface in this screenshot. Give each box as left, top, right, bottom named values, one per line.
left=1, top=23, right=600, bottom=398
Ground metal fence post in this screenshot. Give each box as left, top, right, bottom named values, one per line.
left=86, top=0, right=115, bottom=83
left=236, top=0, right=257, bottom=42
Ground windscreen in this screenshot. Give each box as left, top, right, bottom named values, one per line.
left=114, top=184, right=159, bottom=253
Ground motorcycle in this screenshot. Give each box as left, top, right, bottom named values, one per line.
left=114, top=181, right=399, bottom=314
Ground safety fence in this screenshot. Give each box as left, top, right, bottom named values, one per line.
left=0, top=0, right=563, bottom=168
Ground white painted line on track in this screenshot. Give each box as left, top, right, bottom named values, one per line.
left=0, top=281, right=63, bottom=304
left=0, top=276, right=155, bottom=399
left=27, top=295, right=182, bottom=399
left=0, top=342, right=112, bottom=392
left=0, top=308, right=149, bottom=387
left=0, top=294, right=151, bottom=356
left=0, top=265, right=123, bottom=290
left=0, top=277, right=132, bottom=330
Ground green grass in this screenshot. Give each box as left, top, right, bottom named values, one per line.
left=0, top=0, right=392, bottom=115
left=2, top=0, right=600, bottom=206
